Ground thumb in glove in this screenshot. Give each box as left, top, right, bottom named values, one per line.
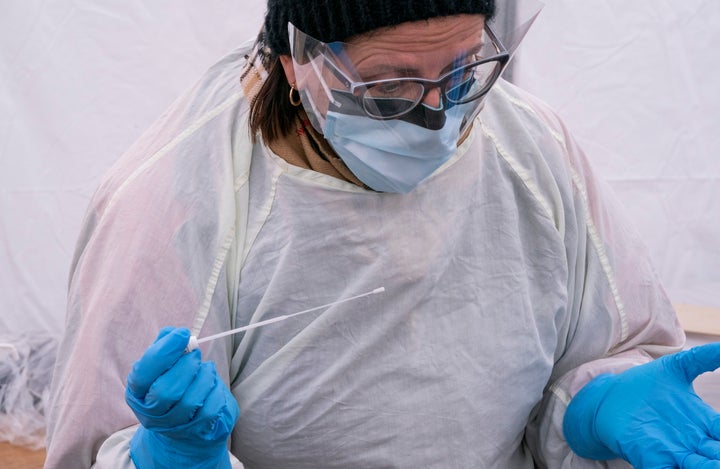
left=563, top=343, right=720, bottom=467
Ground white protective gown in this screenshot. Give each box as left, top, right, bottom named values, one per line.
left=45, top=40, right=685, bottom=469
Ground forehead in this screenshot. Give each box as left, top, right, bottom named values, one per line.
left=344, top=14, right=486, bottom=61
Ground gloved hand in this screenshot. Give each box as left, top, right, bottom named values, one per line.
left=563, top=342, right=720, bottom=468
left=125, top=327, right=239, bottom=469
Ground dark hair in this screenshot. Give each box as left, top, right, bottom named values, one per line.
left=249, top=57, right=299, bottom=143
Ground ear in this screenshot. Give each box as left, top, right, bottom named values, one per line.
left=278, top=55, right=296, bottom=85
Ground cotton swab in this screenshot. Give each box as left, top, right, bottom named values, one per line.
left=186, top=287, right=385, bottom=351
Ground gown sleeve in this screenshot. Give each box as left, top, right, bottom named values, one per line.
left=490, top=83, right=686, bottom=468
left=44, top=45, right=254, bottom=469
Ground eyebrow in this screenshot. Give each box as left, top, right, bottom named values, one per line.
left=355, top=41, right=486, bottom=80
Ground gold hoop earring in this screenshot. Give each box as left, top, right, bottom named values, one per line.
left=289, top=83, right=302, bottom=107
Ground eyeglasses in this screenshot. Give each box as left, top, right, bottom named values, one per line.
left=321, top=25, right=509, bottom=120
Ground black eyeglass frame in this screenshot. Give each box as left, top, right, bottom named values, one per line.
left=315, top=24, right=510, bottom=120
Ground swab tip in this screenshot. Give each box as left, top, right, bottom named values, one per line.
left=186, top=335, right=199, bottom=352
left=372, top=287, right=385, bottom=294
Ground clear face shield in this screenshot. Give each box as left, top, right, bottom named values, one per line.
left=288, top=22, right=508, bottom=136
left=286, top=0, right=544, bottom=193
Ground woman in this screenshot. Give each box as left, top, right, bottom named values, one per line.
left=46, top=1, right=720, bottom=467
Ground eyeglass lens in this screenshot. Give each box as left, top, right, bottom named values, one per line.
left=361, top=59, right=503, bottom=119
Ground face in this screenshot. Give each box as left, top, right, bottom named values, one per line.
left=280, top=14, right=487, bottom=110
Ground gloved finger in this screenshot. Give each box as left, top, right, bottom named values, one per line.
left=696, top=438, right=720, bottom=460
left=709, top=416, right=720, bottom=440
left=142, top=349, right=202, bottom=415
left=155, top=360, right=219, bottom=428
left=156, top=326, right=175, bottom=340
left=127, top=327, right=192, bottom=398
left=184, top=362, right=239, bottom=442
left=668, top=343, right=720, bottom=383
left=129, top=357, right=214, bottom=430
left=690, top=403, right=720, bottom=442
left=681, top=453, right=720, bottom=468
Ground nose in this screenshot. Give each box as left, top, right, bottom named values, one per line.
left=421, top=87, right=443, bottom=109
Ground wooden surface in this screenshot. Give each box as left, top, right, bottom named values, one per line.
left=674, top=303, right=720, bottom=336
left=0, top=442, right=46, bottom=469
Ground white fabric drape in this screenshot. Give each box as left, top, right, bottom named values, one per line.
left=512, top=0, right=720, bottom=308
left=0, top=1, right=265, bottom=336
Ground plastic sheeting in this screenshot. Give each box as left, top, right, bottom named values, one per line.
left=0, top=334, right=58, bottom=449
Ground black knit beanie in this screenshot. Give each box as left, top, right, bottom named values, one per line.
left=265, top=0, right=495, bottom=56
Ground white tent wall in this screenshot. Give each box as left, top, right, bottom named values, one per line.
left=2, top=1, right=717, bottom=340
left=511, top=0, right=720, bottom=409
left=1, top=1, right=266, bottom=336
left=512, top=0, right=720, bottom=308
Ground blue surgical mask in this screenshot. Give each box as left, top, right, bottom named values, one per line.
left=323, top=104, right=469, bottom=193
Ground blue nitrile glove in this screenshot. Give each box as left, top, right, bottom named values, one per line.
left=125, top=327, right=239, bottom=469
left=563, top=342, right=720, bottom=468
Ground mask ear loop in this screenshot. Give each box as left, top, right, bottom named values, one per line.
left=308, top=56, right=340, bottom=107
left=289, top=83, right=302, bottom=106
